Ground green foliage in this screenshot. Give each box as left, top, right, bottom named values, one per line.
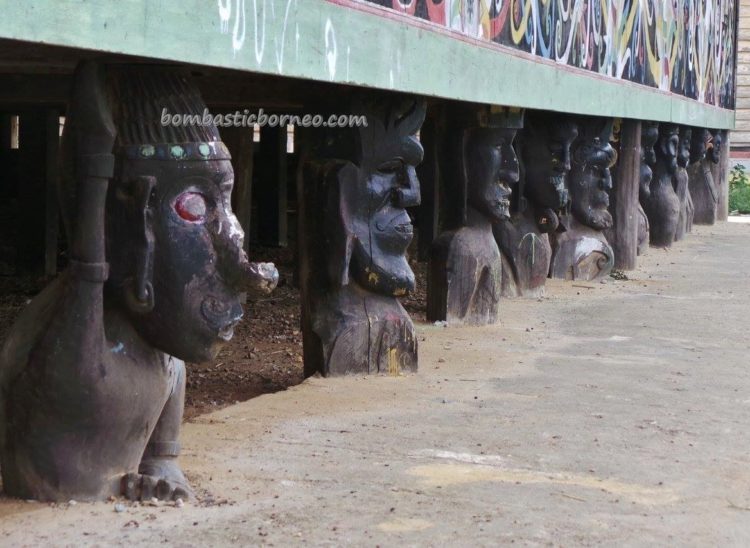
left=729, top=164, right=750, bottom=214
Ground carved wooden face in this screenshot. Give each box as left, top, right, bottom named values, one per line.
left=690, top=128, right=708, bottom=164
left=569, top=134, right=616, bottom=231
left=677, top=127, right=692, bottom=168
left=640, top=123, right=659, bottom=200
left=523, top=119, right=578, bottom=211
left=110, top=156, right=249, bottom=362
left=341, top=133, right=423, bottom=297
left=709, top=130, right=723, bottom=164
left=657, top=127, right=680, bottom=175
left=464, top=126, right=519, bottom=223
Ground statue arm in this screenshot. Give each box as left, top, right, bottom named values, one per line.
left=31, top=61, right=115, bottom=381
left=32, top=156, right=112, bottom=374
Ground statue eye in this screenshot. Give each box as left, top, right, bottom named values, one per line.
left=174, top=192, right=208, bottom=223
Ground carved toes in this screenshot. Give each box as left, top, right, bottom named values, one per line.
left=120, top=472, right=189, bottom=502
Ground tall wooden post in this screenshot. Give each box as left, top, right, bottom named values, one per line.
left=44, top=110, right=60, bottom=277
left=416, top=108, right=441, bottom=261
left=17, top=110, right=49, bottom=275
left=610, top=119, right=641, bottom=270
left=234, top=127, right=255, bottom=251
left=0, top=114, right=11, bottom=150
left=714, top=132, right=730, bottom=221
left=256, top=125, right=287, bottom=247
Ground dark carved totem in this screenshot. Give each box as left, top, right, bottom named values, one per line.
left=643, top=124, right=681, bottom=247
left=0, top=63, right=278, bottom=502
left=298, top=94, right=425, bottom=376
left=673, top=126, right=693, bottom=241
left=492, top=110, right=560, bottom=298
left=549, top=117, right=616, bottom=281
left=497, top=112, right=579, bottom=289
left=688, top=128, right=719, bottom=225
left=636, top=122, right=659, bottom=255
left=427, top=106, right=521, bottom=324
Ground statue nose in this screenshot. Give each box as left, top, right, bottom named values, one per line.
left=242, top=260, right=279, bottom=296
left=213, top=219, right=279, bottom=296
left=395, top=166, right=421, bottom=208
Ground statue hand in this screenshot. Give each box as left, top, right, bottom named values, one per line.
left=122, top=459, right=193, bottom=502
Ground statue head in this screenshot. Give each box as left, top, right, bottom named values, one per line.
left=689, top=127, right=709, bottom=164
left=310, top=94, right=425, bottom=297
left=677, top=126, right=692, bottom=168
left=447, top=105, right=522, bottom=225
left=60, top=64, right=276, bottom=363
left=709, top=129, right=724, bottom=164
left=640, top=121, right=659, bottom=200
left=568, top=117, right=616, bottom=231
left=655, top=124, right=680, bottom=175
left=521, top=113, right=578, bottom=216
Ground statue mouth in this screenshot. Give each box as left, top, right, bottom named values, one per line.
left=377, top=211, right=413, bottom=238
left=201, top=296, right=243, bottom=341
left=393, top=223, right=413, bottom=234
left=492, top=198, right=511, bottom=215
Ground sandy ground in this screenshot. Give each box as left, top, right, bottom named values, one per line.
left=2, top=221, right=750, bottom=546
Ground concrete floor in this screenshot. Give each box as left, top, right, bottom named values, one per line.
left=2, top=221, right=750, bottom=546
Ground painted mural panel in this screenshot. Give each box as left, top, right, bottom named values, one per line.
left=362, top=0, right=737, bottom=109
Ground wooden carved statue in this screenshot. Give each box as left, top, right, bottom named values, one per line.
left=0, top=63, right=278, bottom=502
left=636, top=122, right=659, bottom=255
left=711, top=130, right=729, bottom=220
left=299, top=94, right=425, bottom=376
left=427, top=106, right=521, bottom=325
left=673, top=126, right=693, bottom=241
left=549, top=117, right=616, bottom=281
left=642, top=124, right=680, bottom=247
left=495, top=112, right=576, bottom=293
left=688, top=128, right=718, bottom=225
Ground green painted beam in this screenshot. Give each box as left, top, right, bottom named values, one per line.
left=0, top=0, right=734, bottom=129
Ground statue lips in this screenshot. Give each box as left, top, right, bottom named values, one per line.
left=376, top=210, right=414, bottom=246
left=490, top=183, right=512, bottom=220
left=200, top=296, right=243, bottom=342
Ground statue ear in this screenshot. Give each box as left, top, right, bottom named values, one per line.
left=120, top=175, right=156, bottom=313
left=325, top=162, right=357, bottom=288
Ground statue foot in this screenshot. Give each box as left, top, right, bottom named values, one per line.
left=121, top=458, right=193, bottom=501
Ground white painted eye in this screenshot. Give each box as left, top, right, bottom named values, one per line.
left=174, top=192, right=207, bottom=223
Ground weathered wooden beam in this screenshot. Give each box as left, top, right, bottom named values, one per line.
left=715, top=132, right=730, bottom=222
left=233, top=128, right=255, bottom=252
left=16, top=110, right=48, bottom=274
left=610, top=119, right=641, bottom=270
left=416, top=108, right=441, bottom=261
left=298, top=94, right=423, bottom=376
left=44, top=109, right=59, bottom=277
left=256, top=125, right=287, bottom=247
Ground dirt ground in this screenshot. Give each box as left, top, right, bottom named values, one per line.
left=2, top=222, right=750, bottom=545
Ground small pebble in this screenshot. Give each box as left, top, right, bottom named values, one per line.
left=114, top=503, right=127, bottom=513
left=175, top=498, right=184, bottom=508
left=68, top=500, right=77, bottom=506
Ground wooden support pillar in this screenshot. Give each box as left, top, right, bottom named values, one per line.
left=0, top=114, right=11, bottom=150
left=256, top=125, right=287, bottom=247
left=715, top=132, right=730, bottom=222
left=224, top=126, right=255, bottom=252
left=298, top=96, right=424, bottom=377
left=608, top=120, right=641, bottom=270
left=16, top=110, right=50, bottom=275
left=44, top=110, right=60, bottom=277
left=416, top=108, right=441, bottom=261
